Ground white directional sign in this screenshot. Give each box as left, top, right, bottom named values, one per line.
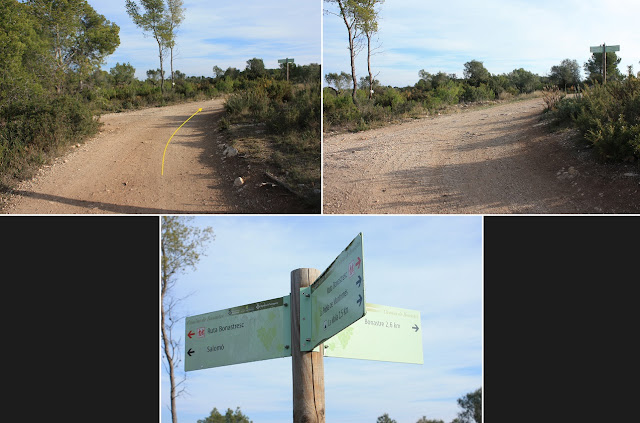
left=324, top=303, right=423, bottom=364
left=301, top=233, right=365, bottom=351
left=185, top=296, right=291, bottom=371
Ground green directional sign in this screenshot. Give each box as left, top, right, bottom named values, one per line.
left=185, top=296, right=291, bottom=371
left=323, top=303, right=423, bottom=364
left=301, top=233, right=365, bottom=351
left=590, top=44, right=620, bottom=53
left=278, top=58, right=294, bottom=64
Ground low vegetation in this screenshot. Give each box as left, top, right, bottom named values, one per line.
left=550, top=75, right=640, bottom=163
left=324, top=61, right=546, bottom=132
left=218, top=63, right=321, bottom=203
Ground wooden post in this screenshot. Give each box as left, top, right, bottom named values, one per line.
left=287, top=60, right=290, bottom=82
left=291, top=268, right=325, bottom=423
left=603, top=43, right=607, bottom=84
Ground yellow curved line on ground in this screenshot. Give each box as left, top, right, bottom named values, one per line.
left=161, top=108, right=203, bottom=176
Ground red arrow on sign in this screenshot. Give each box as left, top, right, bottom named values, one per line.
left=187, top=330, right=195, bottom=339
left=356, top=257, right=361, bottom=268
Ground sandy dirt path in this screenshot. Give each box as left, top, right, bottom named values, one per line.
left=2, top=98, right=310, bottom=214
left=323, top=97, right=640, bottom=214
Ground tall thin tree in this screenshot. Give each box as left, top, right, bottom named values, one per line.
left=125, top=0, right=169, bottom=93
left=161, top=216, right=214, bottom=423
left=357, top=0, right=383, bottom=99
left=326, top=0, right=364, bottom=103
left=164, top=0, right=184, bottom=87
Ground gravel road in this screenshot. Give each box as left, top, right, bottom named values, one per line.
left=2, top=98, right=312, bottom=214
left=323, top=97, right=640, bottom=214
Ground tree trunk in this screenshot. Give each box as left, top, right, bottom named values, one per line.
left=161, top=244, right=178, bottom=423
left=367, top=33, right=373, bottom=100
left=157, top=40, right=165, bottom=94
left=348, top=30, right=357, bottom=104
left=170, top=46, right=174, bottom=89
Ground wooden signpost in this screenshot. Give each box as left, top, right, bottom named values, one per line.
left=589, top=43, right=620, bottom=84
left=184, top=233, right=424, bottom=423
left=278, top=58, right=294, bottom=81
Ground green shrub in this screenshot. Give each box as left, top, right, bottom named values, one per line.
left=554, top=77, right=640, bottom=161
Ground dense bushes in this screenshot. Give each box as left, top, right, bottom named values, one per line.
left=1, top=95, right=99, bottom=183
left=552, top=77, right=640, bottom=162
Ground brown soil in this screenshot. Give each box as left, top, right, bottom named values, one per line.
left=323, top=97, right=640, bottom=214
left=1, top=98, right=318, bottom=214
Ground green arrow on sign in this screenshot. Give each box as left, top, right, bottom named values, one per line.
left=301, top=233, right=366, bottom=351
left=323, top=303, right=423, bottom=364
left=184, top=296, right=291, bottom=371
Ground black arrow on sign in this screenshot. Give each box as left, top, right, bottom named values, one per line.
left=187, top=348, right=195, bottom=357
left=412, top=324, right=419, bottom=332
left=355, top=276, right=362, bottom=287
left=356, top=294, right=363, bottom=307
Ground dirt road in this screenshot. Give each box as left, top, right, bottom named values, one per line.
left=2, top=98, right=311, bottom=214
left=323, top=97, right=640, bottom=214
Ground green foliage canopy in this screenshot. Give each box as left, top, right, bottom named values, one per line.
left=197, top=407, right=253, bottom=423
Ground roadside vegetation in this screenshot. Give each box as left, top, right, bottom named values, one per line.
left=217, top=61, right=321, bottom=205
left=324, top=60, right=546, bottom=132
left=548, top=72, right=640, bottom=164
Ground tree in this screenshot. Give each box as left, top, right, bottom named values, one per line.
left=0, top=0, right=47, bottom=107
left=325, top=71, right=352, bottom=92
left=197, top=407, right=252, bottom=423
left=161, top=216, right=215, bottom=423
left=507, top=68, right=541, bottom=93
left=549, top=59, right=581, bottom=91
left=584, top=52, right=622, bottom=84
left=27, top=0, right=120, bottom=92
left=147, top=68, right=165, bottom=85
left=456, top=388, right=482, bottom=423
left=325, top=0, right=364, bottom=103
left=212, top=65, right=224, bottom=78
left=126, top=0, right=169, bottom=93
left=416, top=417, right=444, bottom=423
left=109, top=62, right=136, bottom=86
left=245, top=57, right=266, bottom=80
left=376, top=413, right=397, bottom=423
left=357, top=0, right=384, bottom=99
left=164, top=0, right=185, bottom=87
left=463, top=60, right=490, bottom=87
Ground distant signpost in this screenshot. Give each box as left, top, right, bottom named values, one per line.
left=278, top=57, right=294, bottom=81
left=589, top=43, right=620, bottom=83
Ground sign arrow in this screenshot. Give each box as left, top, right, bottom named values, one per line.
left=357, top=294, right=363, bottom=307
left=187, top=330, right=195, bottom=339
left=412, top=324, right=419, bottom=332
left=356, top=257, right=361, bottom=269
left=355, top=275, right=362, bottom=287
left=187, top=348, right=194, bottom=357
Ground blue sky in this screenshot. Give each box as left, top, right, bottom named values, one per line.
left=86, top=0, right=321, bottom=81
left=161, top=216, right=482, bottom=423
left=323, top=0, right=640, bottom=87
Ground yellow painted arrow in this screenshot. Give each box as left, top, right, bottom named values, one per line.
left=161, top=107, right=203, bottom=176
